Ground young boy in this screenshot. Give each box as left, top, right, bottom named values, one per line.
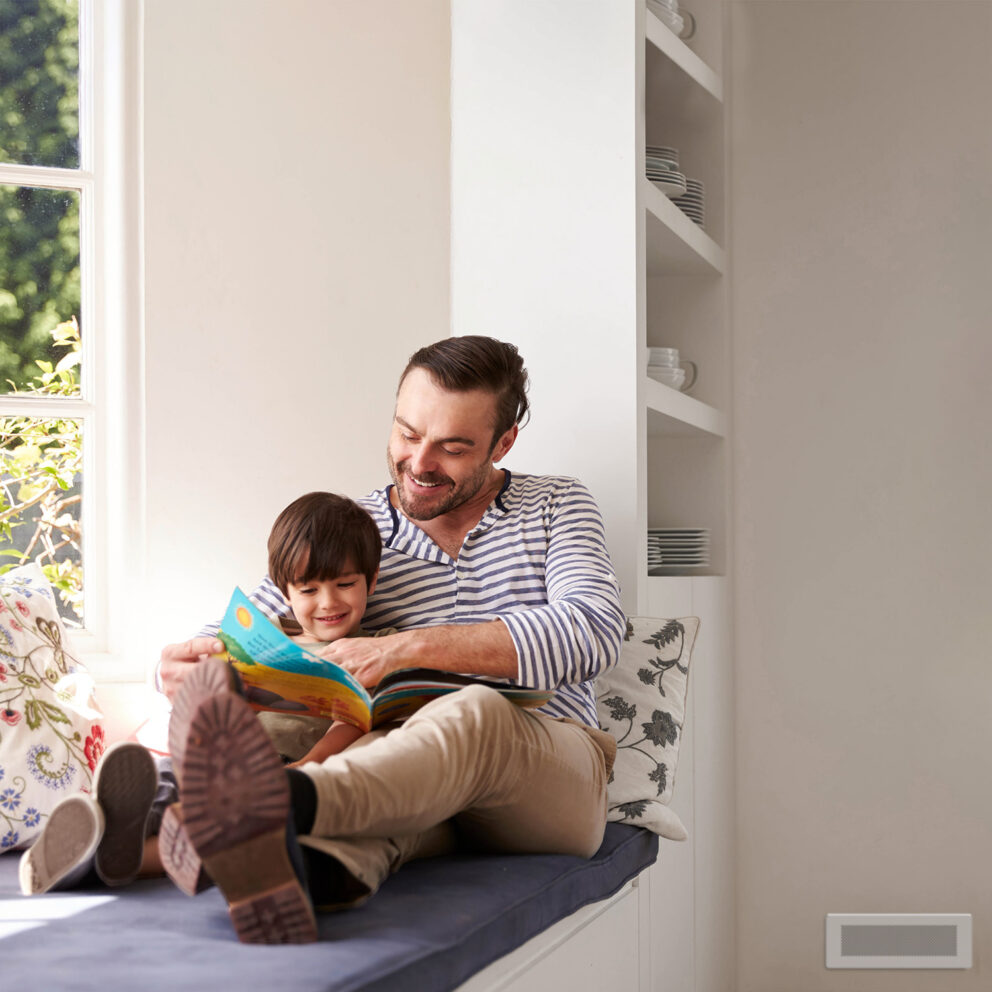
left=156, top=490, right=387, bottom=895
left=258, top=490, right=386, bottom=766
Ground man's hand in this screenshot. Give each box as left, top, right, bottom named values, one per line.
left=309, top=621, right=518, bottom=688
left=308, top=634, right=406, bottom=689
left=157, top=637, right=224, bottom=702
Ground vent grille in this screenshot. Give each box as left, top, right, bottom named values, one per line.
left=826, top=914, right=972, bottom=969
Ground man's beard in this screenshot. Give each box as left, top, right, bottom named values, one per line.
left=387, top=448, right=493, bottom=521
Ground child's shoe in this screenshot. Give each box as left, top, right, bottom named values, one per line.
left=92, top=740, right=159, bottom=886
left=19, top=792, right=104, bottom=895
left=18, top=740, right=158, bottom=894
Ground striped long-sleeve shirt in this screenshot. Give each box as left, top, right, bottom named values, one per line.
left=202, top=471, right=625, bottom=727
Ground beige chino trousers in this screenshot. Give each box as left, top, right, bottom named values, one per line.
left=297, top=684, right=615, bottom=909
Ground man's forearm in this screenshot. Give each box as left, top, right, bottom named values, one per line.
left=384, top=620, right=519, bottom=679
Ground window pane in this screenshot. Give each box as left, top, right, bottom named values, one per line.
left=0, top=0, right=79, bottom=169
left=0, top=184, right=81, bottom=394
left=0, top=414, right=82, bottom=626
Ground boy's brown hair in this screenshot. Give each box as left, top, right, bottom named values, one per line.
left=267, top=492, right=382, bottom=594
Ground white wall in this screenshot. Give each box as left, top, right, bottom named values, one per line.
left=450, top=0, right=641, bottom=609
left=731, top=3, right=992, bottom=988
left=139, top=0, right=450, bottom=649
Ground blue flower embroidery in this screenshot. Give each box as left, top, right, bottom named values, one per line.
left=23, top=808, right=41, bottom=828
left=0, top=788, right=20, bottom=811
left=26, top=744, right=76, bottom=790
left=0, top=829, right=18, bottom=849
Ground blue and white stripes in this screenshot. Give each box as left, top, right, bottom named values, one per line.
left=201, top=472, right=625, bottom=727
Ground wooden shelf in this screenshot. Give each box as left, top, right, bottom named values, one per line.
left=645, top=376, right=727, bottom=438
left=644, top=179, right=724, bottom=275
left=645, top=9, right=723, bottom=102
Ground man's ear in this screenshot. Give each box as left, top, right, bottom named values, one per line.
left=368, top=569, right=379, bottom=596
left=491, top=424, right=518, bottom=464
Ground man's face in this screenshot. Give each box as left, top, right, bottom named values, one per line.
left=387, top=368, right=515, bottom=521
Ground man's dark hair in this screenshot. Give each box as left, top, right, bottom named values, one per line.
left=399, top=335, right=530, bottom=447
left=267, top=492, right=382, bottom=594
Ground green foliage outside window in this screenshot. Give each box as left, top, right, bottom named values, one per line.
left=0, top=0, right=82, bottom=624
left=0, top=0, right=81, bottom=390
left=0, top=317, right=82, bottom=624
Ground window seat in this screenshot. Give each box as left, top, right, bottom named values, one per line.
left=0, top=823, right=658, bottom=992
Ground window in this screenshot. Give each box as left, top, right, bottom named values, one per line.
left=0, top=0, right=141, bottom=665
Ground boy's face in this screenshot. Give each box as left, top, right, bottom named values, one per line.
left=286, top=563, right=376, bottom=642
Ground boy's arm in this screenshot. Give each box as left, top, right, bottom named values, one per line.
left=286, top=720, right=365, bottom=768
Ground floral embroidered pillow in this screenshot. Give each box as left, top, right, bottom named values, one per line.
left=0, top=563, right=104, bottom=851
left=596, top=616, right=699, bottom=841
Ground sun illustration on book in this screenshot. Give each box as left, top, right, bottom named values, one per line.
left=235, top=605, right=253, bottom=629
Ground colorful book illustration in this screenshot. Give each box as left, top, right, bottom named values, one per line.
left=214, top=587, right=553, bottom=733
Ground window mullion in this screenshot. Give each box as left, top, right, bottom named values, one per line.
left=0, top=164, right=94, bottom=191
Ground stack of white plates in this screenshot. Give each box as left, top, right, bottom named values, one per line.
left=647, top=0, right=684, bottom=36
left=647, top=528, right=711, bottom=574
left=671, top=177, right=705, bottom=227
left=646, top=145, right=679, bottom=170
left=646, top=145, right=686, bottom=198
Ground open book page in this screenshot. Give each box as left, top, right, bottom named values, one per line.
left=214, top=587, right=375, bottom=730
left=213, top=588, right=555, bottom=732
left=369, top=669, right=553, bottom=725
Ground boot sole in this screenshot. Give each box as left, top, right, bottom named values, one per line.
left=168, top=657, right=242, bottom=776
left=179, top=692, right=317, bottom=944
left=159, top=802, right=212, bottom=896
left=93, top=741, right=159, bottom=887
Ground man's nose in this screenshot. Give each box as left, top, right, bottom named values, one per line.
left=408, top=445, right=437, bottom=477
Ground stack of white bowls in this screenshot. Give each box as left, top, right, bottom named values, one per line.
left=647, top=0, right=684, bottom=36
left=647, top=347, right=687, bottom=390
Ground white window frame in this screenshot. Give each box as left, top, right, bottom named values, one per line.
left=0, top=0, right=144, bottom=681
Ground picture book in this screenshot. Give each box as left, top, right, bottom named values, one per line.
left=213, top=587, right=554, bottom=733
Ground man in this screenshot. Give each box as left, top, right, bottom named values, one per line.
left=160, top=335, right=625, bottom=943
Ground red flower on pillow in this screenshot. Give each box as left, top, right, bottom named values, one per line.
left=15, top=600, right=30, bottom=618
left=84, top=725, right=106, bottom=771
left=1, top=708, right=21, bottom=726
left=8, top=619, right=21, bottom=632
left=0, top=662, right=7, bottom=682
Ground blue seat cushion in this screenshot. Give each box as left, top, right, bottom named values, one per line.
left=0, top=823, right=658, bottom=991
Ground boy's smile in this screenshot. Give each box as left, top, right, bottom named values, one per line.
left=286, top=567, right=377, bottom=643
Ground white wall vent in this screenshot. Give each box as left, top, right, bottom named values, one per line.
left=826, top=914, right=972, bottom=969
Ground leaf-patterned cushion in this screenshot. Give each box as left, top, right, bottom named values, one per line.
left=0, top=563, right=104, bottom=850
left=596, top=616, right=699, bottom=841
